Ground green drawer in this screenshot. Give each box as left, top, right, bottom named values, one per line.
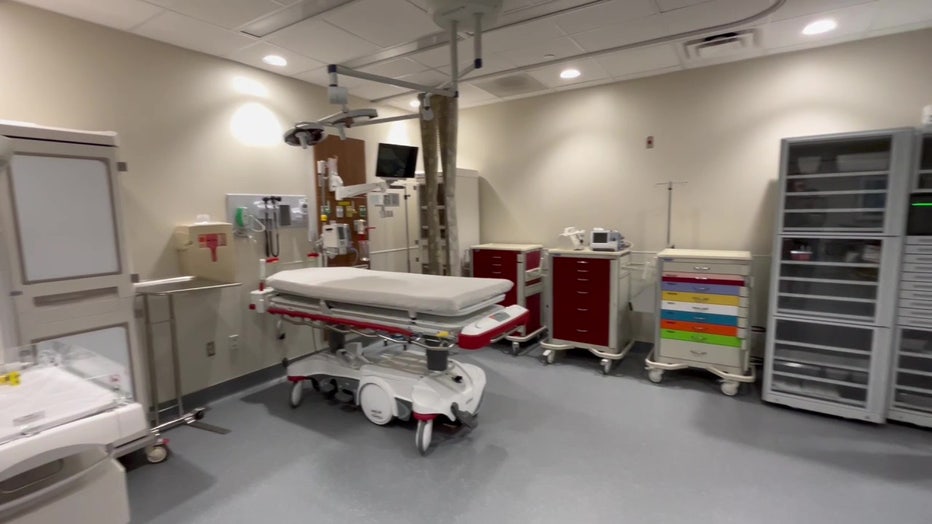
left=660, top=329, right=743, bottom=348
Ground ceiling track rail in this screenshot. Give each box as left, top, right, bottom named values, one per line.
left=370, top=0, right=787, bottom=105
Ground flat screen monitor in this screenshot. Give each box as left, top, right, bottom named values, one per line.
left=375, top=143, right=418, bottom=179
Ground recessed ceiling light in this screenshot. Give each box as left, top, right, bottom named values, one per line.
left=409, top=99, right=421, bottom=108
left=560, top=68, right=581, bottom=80
left=802, top=19, right=837, bottom=36
left=262, top=54, right=288, bottom=67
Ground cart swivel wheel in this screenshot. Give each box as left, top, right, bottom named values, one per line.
left=416, top=419, right=433, bottom=456
left=146, top=444, right=169, bottom=464
left=511, top=341, right=520, bottom=356
left=289, top=381, right=304, bottom=408
left=600, top=359, right=612, bottom=375
left=648, top=369, right=664, bottom=384
left=721, top=381, right=739, bottom=397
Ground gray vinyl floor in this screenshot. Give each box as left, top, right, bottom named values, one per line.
left=126, top=345, right=932, bottom=524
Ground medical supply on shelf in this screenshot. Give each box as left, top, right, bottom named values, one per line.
left=646, top=249, right=755, bottom=396
left=588, top=228, right=628, bottom=251
left=471, top=243, right=545, bottom=353
left=249, top=266, right=529, bottom=455
left=559, top=227, right=587, bottom=251
left=0, top=371, right=20, bottom=386
left=540, top=248, right=634, bottom=374
left=174, top=222, right=236, bottom=283
left=322, top=223, right=350, bottom=256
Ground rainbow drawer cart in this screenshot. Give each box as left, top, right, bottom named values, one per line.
left=645, top=249, right=755, bottom=396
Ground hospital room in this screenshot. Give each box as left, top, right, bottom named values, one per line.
left=1, top=0, right=931, bottom=522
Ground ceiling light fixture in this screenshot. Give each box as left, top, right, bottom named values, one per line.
left=262, top=55, right=288, bottom=67
left=409, top=99, right=421, bottom=108
left=560, top=68, right=581, bottom=80
left=802, top=18, right=837, bottom=36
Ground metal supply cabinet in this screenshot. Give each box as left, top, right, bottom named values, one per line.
left=541, top=248, right=632, bottom=374
left=763, top=128, right=913, bottom=423
left=888, top=129, right=932, bottom=427
left=646, top=249, right=754, bottom=396
left=471, top=243, right=546, bottom=352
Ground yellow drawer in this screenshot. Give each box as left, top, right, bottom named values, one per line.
left=661, top=291, right=746, bottom=307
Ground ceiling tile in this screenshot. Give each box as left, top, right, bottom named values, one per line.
left=144, top=0, right=283, bottom=29
left=762, top=3, right=877, bottom=50
left=499, top=37, right=585, bottom=67
left=526, top=57, right=609, bottom=88
left=322, top=0, right=440, bottom=47
left=457, top=83, right=498, bottom=105
left=267, top=19, right=381, bottom=64
left=133, top=11, right=256, bottom=56
left=571, top=14, right=669, bottom=51
left=551, top=0, right=659, bottom=35
left=14, top=0, right=163, bottom=31
left=611, top=64, right=681, bottom=82
left=227, top=42, right=323, bottom=74
left=656, top=0, right=716, bottom=11
left=409, top=40, right=469, bottom=68
left=660, top=0, right=773, bottom=34
left=350, top=82, right=408, bottom=101
left=295, top=67, right=368, bottom=88
left=595, top=44, right=681, bottom=77
left=397, top=69, right=449, bottom=88
left=869, top=0, right=932, bottom=31
left=770, top=0, right=876, bottom=22
left=360, top=58, right=430, bottom=78
left=480, top=19, right=567, bottom=54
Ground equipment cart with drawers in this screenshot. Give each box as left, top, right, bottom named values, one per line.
left=541, top=248, right=633, bottom=374
left=646, top=249, right=755, bottom=395
left=471, top=243, right=546, bottom=353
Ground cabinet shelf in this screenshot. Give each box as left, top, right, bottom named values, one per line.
left=774, top=339, right=871, bottom=356
left=773, top=354, right=868, bottom=373
left=897, top=368, right=932, bottom=378
left=783, top=208, right=884, bottom=213
left=786, top=171, right=888, bottom=179
left=780, top=276, right=877, bottom=286
left=787, top=189, right=887, bottom=196
left=777, top=308, right=873, bottom=322
left=772, top=371, right=868, bottom=389
left=899, top=351, right=932, bottom=360
left=897, top=384, right=932, bottom=395
left=778, top=292, right=875, bottom=304
left=781, top=260, right=879, bottom=268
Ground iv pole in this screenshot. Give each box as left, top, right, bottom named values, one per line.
left=656, top=181, right=688, bottom=248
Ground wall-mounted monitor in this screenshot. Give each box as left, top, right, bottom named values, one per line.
left=375, top=143, right=418, bottom=179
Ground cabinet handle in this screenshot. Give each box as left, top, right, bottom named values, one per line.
left=577, top=278, right=589, bottom=282
left=492, top=255, right=502, bottom=259
left=492, top=263, right=502, bottom=267
left=692, top=306, right=709, bottom=311
left=694, top=296, right=710, bottom=302
left=694, top=326, right=707, bottom=332
left=690, top=349, right=708, bottom=355
left=576, top=329, right=589, bottom=333
left=695, top=286, right=709, bottom=291
left=577, top=269, right=590, bottom=274
left=577, top=260, right=589, bottom=264
left=577, top=291, right=589, bottom=295
left=694, top=266, right=711, bottom=271
left=693, top=316, right=707, bottom=321
left=577, top=308, right=589, bottom=312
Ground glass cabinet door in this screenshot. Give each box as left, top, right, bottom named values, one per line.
left=918, top=134, right=932, bottom=191
left=777, top=237, right=882, bottom=321
left=783, top=136, right=891, bottom=233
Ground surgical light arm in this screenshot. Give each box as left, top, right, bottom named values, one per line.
left=328, top=172, right=388, bottom=200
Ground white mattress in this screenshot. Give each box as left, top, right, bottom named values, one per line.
left=267, top=267, right=513, bottom=316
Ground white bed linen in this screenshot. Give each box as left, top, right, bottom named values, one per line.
left=266, top=267, right=512, bottom=316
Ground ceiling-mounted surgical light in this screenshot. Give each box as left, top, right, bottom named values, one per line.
left=802, top=18, right=837, bottom=35
left=262, top=54, right=288, bottom=67
left=560, top=68, right=581, bottom=80
left=409, top=100, right=421, bottom=108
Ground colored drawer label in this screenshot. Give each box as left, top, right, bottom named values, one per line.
left=660, top=329, right=743, bottom=348
left=660, top=310, right=741, bottom=327
left=660, top=282, right=744, bottom=296
left=661, top=291, right=743, bottom=306
left=661, top=320, right=740, bottom=337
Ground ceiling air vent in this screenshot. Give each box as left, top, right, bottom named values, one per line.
left=682, top=29, right=759, bottom=60
left=474, top=73, right=548, bottom=98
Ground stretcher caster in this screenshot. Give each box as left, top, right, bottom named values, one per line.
left=511, top=341, right=520, bottom=356
left=720, top=381, right=739, bottom=397
left=541, top=349, right=555, bottom=365
left=648, top=369, right=664, bottom=384
left=360, top=384, right=394, bottom=426
left=600, top=359, right=612, bottom=375
left=289, top=381, right=303, bottom=408
left=146, top=443, right=169, bottom=464
left=416, top=419, right=433, bottom=456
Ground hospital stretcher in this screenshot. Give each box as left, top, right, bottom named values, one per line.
left=251, top=266, right=528, bottom=455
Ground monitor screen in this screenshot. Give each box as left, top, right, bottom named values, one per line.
left=375, top=143, right=418, bottom=179
left=592, top=232, right=608, bottom=243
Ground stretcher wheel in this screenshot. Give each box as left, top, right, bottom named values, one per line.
left=146, top=444, right=169, bottom=464
left=289, top=381, right=304, bottom=408
left=541, top=349, right=555, bottom=365
left=416, top=419, right=433, bottom=456
left=359, top=384, right=394, bottom=426
left=511, top=341, right=520, bottom=356
left=648, top=369, right=664, bottom=384
left=721, top=381, right=739, bottom=397
left=600, top=359, right=612, bottom=375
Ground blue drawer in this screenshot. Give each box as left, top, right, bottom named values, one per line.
left=661, top=281, right=743, bottom=296
left=660, top=309, right=740, bottom=327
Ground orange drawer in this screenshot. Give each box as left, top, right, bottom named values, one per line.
left=661, top=319, right=739, bottom=337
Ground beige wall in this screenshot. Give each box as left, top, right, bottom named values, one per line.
left=458, top=28, right=932, bottom=338
left=0, top=2, right=421, bottom=397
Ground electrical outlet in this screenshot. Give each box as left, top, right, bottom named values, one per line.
left=206, top=341, right=216, bottom=357
left=228, top=334, right=239, bottom=351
